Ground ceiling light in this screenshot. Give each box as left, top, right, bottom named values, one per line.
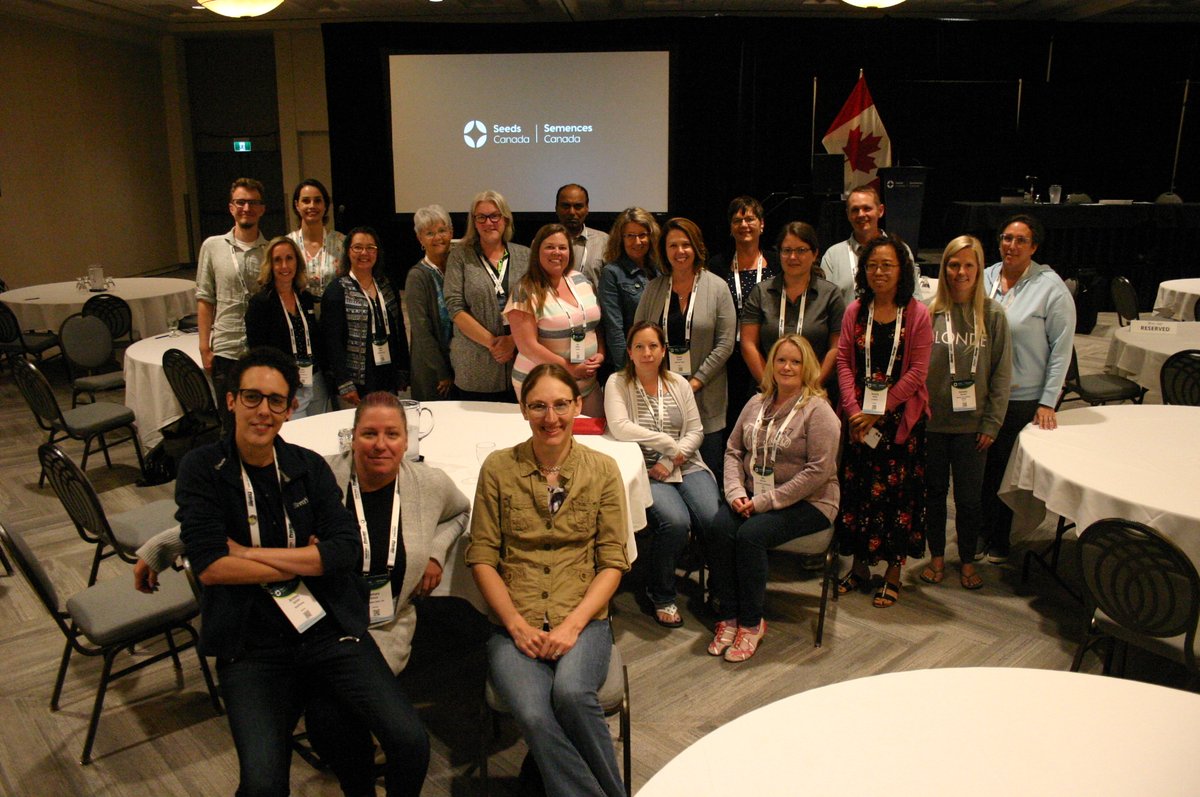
left=198, top=0, right=285, bottom=17
left=841, top=0, right=907, bottom=7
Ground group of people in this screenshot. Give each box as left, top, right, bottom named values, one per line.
left=175, top=175, right=1075, bottom=796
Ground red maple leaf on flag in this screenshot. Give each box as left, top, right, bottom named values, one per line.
left=842, top=126, right=884, bottom=174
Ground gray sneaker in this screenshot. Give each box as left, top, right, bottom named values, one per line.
left=986, top=549, right=1010, bottom=564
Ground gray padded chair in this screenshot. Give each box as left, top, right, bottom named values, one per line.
left=1110, top=276, right=1140, bottom=327
left=0, top=299, right=60, bottom=372
left=13, top=358, right=144, bottom=487
left=773, top=523, right=838, bottom=648
left=40, top=443, right=178, bottom=585
left=59, top=313, right=125, bottom=407
left=1056, top=347, right=1146, bottom=409
left=0, top=522, right=220, bottom=764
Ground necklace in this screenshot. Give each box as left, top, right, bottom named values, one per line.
left=537, top=463, right=563, bottom=473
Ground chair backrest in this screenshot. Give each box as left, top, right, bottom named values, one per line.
left=1160, top=349, right=1200, bottom=406
left=162, top=348, right=218, bottom=416
left=38, top=443, right=114, bottom=549
left=1077, top=518, right=1200, bottom=663
left=0, top=523, right=67, bottom=623
left=12, top=358, right=64, bottom=430
left=0, top=300, right=22, bottom=346
left=82, top=293, right=133, bottom=341
left=1110, top=276, right=1139, bottom=326
left=59, top=313, right=115, bottom=372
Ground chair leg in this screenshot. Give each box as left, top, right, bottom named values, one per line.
left=196, top=648, right=223, bottom=715
left=814, top=557, right=833, bottom=648
left=81, top=651, right=117, bottom=764
left=52, top=639, right=74, bottom=710
left=0, top=543, right=12, bottom=576
left=620, top=666, right=632, bottom=797
left=130, top=426, right=146, bottom=474
left=99, top=433, right=114, bottom=469
left=164, top=629, right=182, bottom=670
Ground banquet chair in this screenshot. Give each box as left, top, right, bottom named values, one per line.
left=0, top=299, right=61, bottom=373
left=1070, top=518, right=1199, bottom=684
left=14, top=359, right=145, bottom=487
left=82, top=292, right=137, bottom=350
left=58, top=313, right=125, bottom=407
left=161, top=348, right=221, bottom=456
left=478, top=636, right=631, bottom=797
left=1159, top=349, right=1200, bottom=406
left=1110, top=277, right=1141, bottom=327
left=39, top=443, right=178, bottom=585
left=1056, top=347, right=1146, bottom=409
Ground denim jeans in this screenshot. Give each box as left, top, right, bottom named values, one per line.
left=926, top=431, right=986, bottom=561
left=291, top=368, right=331, bottom=419
left=486, top=620, right=622, bottom=797
left=217, top=629, right=429, bottom=797
left=705, top=500, right=830, bottom=627
left=981, top=399, right=1040, bottom=555
left=645, top=470, right=721, bottom=605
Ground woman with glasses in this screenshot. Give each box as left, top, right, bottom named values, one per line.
left=605, top=321, right=719, bottom=628
left=245, top=236, right=330, bottom=417
left=321, top=226, right=410, bottom=406
left=598, top=207, right=661, bottom=370
left=444, top=190, right=531, bottom=402
left=979, top=215, right=1074, bottom=564
left=741, top=221, right=843, bottom=392
left=287, top=178, right=345, bottom=300
left=633, top=217, right=737, bottom=479
left=405, top=204, right=457, bottom=401
left=835, top=237, right=932, bottom=609
left=467, top=363, right=630, bottom=797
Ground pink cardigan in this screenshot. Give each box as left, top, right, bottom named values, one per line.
left=836, top=297, right=932, bottom=444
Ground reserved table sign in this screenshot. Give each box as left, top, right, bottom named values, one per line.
left=1131, top=320, right=1178, bottom=335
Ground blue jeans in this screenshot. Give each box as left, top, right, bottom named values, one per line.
left=292, top=368, right=331, bottom=419
left=217, top=629, right=429, bottom=797
left=926, top=431, right=986, bottom=561
left=705, top=500, right=830, bottom=627
left=645, top=470, right=721, bottom=605
left=486, top=620, right=622, bottom=797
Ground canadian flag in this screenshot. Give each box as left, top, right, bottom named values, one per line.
left=822, top=73, right=892, bottom=194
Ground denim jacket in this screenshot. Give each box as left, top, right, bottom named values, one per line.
left=598, top=256, right=653, bottom=369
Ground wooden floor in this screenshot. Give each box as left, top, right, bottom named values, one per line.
left=0, top=312, right=1190, bottom=796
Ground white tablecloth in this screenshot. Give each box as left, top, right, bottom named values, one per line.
left=0, top=278, right=196, bottom=337
left=637, top=668, right=1200, bottom=796
left=1155, top=277, right=1200, bottom=321
left=1104, top=321, right=1200, bottom=403
left=123, top=332, right=205, bottom=448
left=999, top=405, right=1200, bottom=567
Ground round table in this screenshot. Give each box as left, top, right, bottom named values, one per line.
left=1104, top=321, right=1200, bottom=403
left=0, top=277, right=196, bottom=337
left=122, top=332, right=204, bottom=448
left=999, top=405, right=1200, bottom=568
left=637, top=667, right=1200, bottom=796
left=1155, top=277, right=1200, bottom=321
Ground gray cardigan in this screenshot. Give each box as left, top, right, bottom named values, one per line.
left=603, top=370, right=712, bottom=483
left=444, top=241, right=531, bottom=393
left=632, top=269, right=737, bottom=434
left=404, top=260, right=453, bottom=401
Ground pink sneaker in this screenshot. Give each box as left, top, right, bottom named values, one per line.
left=707, top=620, right=737, bottom=656
left=723, top=620, right=766, bottom=662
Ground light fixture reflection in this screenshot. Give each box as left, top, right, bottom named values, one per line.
left=198, top=0, right=285, bottom=17
left=841, top=0, right=907, bottom=7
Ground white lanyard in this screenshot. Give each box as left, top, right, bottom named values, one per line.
left=988, top=270, right=1020, bottom=308
left=751, top=396, right=804, bottom=473
left=240, top=458, right=295, bottom=549
left=662, top=273, right=700, bottom=347
left=228, top=241, right=257, bottom=295
left=732, top=253, right=765, bottom=309
left=864, top=301, right=904, bottom=383
left=553, top=274, right=586, bottom=337
left=778, top=281, right=808, bottom=338
left=635, top=376, right=665, bottom=432
left=352, top=274, right=390, bottom=338
left=278, top=294, right=312, bottom=361
left=350, top=474, right=401, bottom=576
left=944, top=309, right=980, bottom=381
left=479, top=249, right=509, bottom=297
left=419, top=257, right=442, bottom=278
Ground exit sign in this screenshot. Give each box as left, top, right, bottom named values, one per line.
left=233, top=140, right=252, bottom=153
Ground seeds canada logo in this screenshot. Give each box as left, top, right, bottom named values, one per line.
left=463, top=120, right=487, bottom=149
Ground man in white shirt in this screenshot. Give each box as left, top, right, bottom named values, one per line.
left=819, top=184, right=919, bottom=306
left=556, top=183, right=609, bottom=290
left=196, top=177, right=270, bottom=429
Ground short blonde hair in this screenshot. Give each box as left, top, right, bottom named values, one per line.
left=258, top=236, right=308, bottom=292
left=461, top=190, right=514, bottom=247
left=760, top=333, right=826, bottom=403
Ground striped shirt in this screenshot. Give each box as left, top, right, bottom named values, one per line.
left=506, top=270, right=602, bottom=396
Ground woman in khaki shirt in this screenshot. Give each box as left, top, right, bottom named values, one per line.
left=467, top=363, right=630, bottom=797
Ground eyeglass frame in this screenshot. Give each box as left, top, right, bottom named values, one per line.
left=231, top=199, right=266, bottom=208
left=524, top=399, right=577, bottom=418
left=236, top=388, right=292, bottom=414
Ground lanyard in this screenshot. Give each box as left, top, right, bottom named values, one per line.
left=552, top=274, right=586, bottom=336
left=751, top=395, right=804, bottom=472
left=778, top=281, right=808, bottom=338
left=662, top=273, right=700, bottom=347
left=478, top=249, right=510, bottom=296
left=297, top=229, right=329, bottom=290
left=278, top=294, right=312, bottom=360
left=228, top=241, right=257, bottom=295
left=864, top=301, right=904, bottom=383
left=732, top=253, right=765, bottom=309
left=943, top=308, right=980, bottom=381
left=635, top=376, right=665, bottom=432
left=352, top=274, right=390, bottom=338
left=350, top=474, right=401, bottom=576
left=240, top=458, right=295, bottom=549
left=988, top=269, right=1020, bottom=308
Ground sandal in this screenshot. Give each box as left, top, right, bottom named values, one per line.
left=654, top=603, right=684, bottom=628
left=724, top=621, right=766, bottom=663
left=873, top=580, right=901, bottom=608
left=919, top=564, right=945, bottom=584
left=960, top=568, right=984, bottom=590
left=837, top=571, right=869, bottom=595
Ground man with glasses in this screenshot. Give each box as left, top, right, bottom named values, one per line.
left=819, top=184, right=920, bottom=306
left=176, top=346, right=430, bottom=796
left=197, top=177, right=270, bottom=429
left=556, top=183, right=609, bottom=290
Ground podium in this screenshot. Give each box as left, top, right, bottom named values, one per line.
left=879, top=166, right=929, bottom=256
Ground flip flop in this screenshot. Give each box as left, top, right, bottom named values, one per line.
left=654, top=603, right=684, bottom=628
left=920, top=565, right=945, bottom=584
left=960, top=569, right=984, bottom=590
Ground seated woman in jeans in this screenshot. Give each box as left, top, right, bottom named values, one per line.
left=466, top=363, right=630, bottom=797
left=605, top=321, right=720, bottom=628
left=705, top=334, right=841, bottom=662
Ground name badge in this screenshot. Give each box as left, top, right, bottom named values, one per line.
left=751, top=465, right=775, bottom=496
left=265, top=578, right=326, bottom=633
left=371, top=338, right=392, bottom=366
left=297, top=358, right=314, bottom=387
left=364, top=573, right=396, bottom=626
left=862, top=381, right=888, bottom=415
left=668, top=346, right=692, bottom=376
left=951, top=379, right=976, bottom=412
left=569, top=332, right=587, bottom=364
left=863, top=427, right=883, bottom=448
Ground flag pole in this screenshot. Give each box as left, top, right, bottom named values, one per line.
left=1170, top=78, right=1190, bottom=194
left=811, top=76, right=818, bottom=173
left=1016, top=78, right=1023, bottom=130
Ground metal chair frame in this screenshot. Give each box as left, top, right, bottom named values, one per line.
left=1160, top=349, right=1200, bottom=406
left=1056, top=346, right=1146, bottom=410
left=82, top=292, right=137, bottom=348
left=0, top=299, right=60, bottom=372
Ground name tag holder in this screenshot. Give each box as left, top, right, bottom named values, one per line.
left=668, top=346, right=692, bottom=375
left=351, top=473, right=401, bottom=627
left=297, top=358, right=314, bottom=387
left=863, top=380, right=889, bottom=415
left=752, top=465, right=775, bottom=496
left=663, top=274, right=699, bottom=377
left=364, top=573, right=397, bottom=626
left=944, top=309, right=980, bottom=413
left=861, top=302, right=904, bottom=417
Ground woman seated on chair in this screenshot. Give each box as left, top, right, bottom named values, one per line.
left=705, top=334, right=841, bottom=663
left=467, top=363, right=630, bottom=797
left=604, top=321, right=720, bottom=629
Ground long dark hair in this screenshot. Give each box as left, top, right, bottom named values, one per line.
left=853, top=235, right=915, bottom=306
left=338, top=226, right=384, bottom=277
left=620, top=321, right=670, bottom=382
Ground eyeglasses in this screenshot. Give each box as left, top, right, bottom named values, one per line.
left=623, top=232, right=649, bottom=242
left=231, top=199, right=265, bottom=208
left=237, top=389, right=290, bottom=414
left=999, top=233, right=1032, bottom=246
left=526, top=400, right=575, bottom=418
left=733, top=216, right=760, bottom=226
left=349, top=244, right=379, bottom=254
left=780, top=247, right=814, bottom=258
left=474, top=213, right=503, bottom=224
left=865, top=262, right=899, bottom=272
left=420, top=226, right=451, bottom=238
